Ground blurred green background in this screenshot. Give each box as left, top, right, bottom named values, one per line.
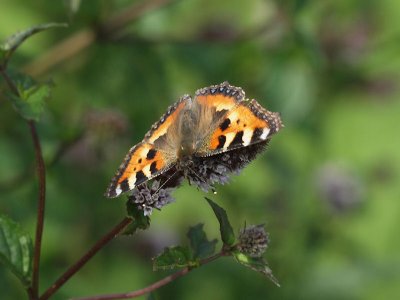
left=1, top=0, right=399, bottom=299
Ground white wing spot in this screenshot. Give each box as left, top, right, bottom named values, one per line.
left=128, top=176, right=137, bottom=190
left=115, top=186, right=122, bottom=196
left=142, top=164, right=152, bottom=178
left=260, top=128, right=270, bottom=140
left=223, top=132, right=236, bottom=149
left=242, top=128, right=253, bottom=146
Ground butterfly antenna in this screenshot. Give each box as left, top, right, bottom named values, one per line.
left=152, top=168, right=180, bottom=198
left=185, top=165, right=217, bottom=192
left=185, top=165, right=204, bottom=183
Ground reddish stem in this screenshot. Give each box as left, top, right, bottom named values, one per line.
left=29, top=120, right=47, bottom=298
left=72, top=252, right=225, bottom=300
left=39, top=217, right=132, bottom=300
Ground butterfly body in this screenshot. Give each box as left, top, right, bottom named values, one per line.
left=106, top=82, right=283, bottom=198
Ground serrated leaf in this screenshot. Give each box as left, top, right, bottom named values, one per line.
left=0, top=214, right=33, bottom=287
left=233, top=251, right=280, bottom=286
left=0, top=23, right=67, bottom=63
left=205, top=198, right=235, bottom=246
left=153, top=246, right=193, bottom=271
left=124, top=201, right=150, bottom=234
left=7, top=79, right=53, bottom=121
left=187, top=224, right=217, bottom=259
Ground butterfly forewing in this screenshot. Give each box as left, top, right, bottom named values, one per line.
left=194, top=84, right=282, bottom=156
left=105, top=96, right=188, bottom=198
left=205, top=99, right=281, bottom=153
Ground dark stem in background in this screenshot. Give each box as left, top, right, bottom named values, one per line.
left=23, top=0, right=173, bottom=77
left=72, top=252, right=225, bottom=300
left=29, top=120, right=47, bottom=298
left=0, top=66, right=47, bottom=299
left=40, top=217, right=132, bottom=300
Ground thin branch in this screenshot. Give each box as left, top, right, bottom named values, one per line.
left=29, top=120, right=47, bottom=298
left=71, top=252, right=225, bottom=300
left=39, top=217, right=132, bottom=300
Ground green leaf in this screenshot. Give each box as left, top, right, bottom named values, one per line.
left=7, top=76, right=53, bottom=121
left=124, top=200, right=150, bottom=234
left=205, top=197, right=235, bottom=246
left=0, top=214, right=33, bottom=287
left=187, top=224, right=217, bottom=259
left=0, top=23, right=67, bottom=63
left=153, top=246, right=193, bottom=271
left=233, top=251, right=280, bottom=287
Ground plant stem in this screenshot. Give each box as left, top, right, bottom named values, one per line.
left=40, top=217, right=132, bottom=300
left=0, top=65, right=47, bottom=299
left=29, top=120, right=47, bottom=298
left=71, top=252, right=225, bottom=300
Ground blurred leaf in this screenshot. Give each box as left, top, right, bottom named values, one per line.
left=187, top=224, right=217, bottom=259
left=205, top=198, right=235, bottom=246
left=153, top=246, right=193, bottom=271
left=6, top=73, right=53, bottom=121
left=233, top=251, right=280, bottom=287
left=124, top=201, right=150, bottom=234
left=0, top=23, right=67, bottom=64
left=0, top=214, right=33, bottom=287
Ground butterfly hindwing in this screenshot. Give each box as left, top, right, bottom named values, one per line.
left=201, top=98, right=282, bottom=155
left=105, top=96, right=188, bottom=198
left=195, top=81, right=245, bottom=114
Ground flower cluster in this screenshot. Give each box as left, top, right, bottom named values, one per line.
left=128, top=170, right=183, bottom=216
left=187, top=141, right=269, bottom=192
left=237, top=224, right=269, bottom=257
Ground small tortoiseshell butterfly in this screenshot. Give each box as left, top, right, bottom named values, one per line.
left=106, top=82, right=283, bottom=198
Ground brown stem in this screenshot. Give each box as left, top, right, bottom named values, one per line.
left=71, top=252, right=225, bottom=300
left=29, top=120, right=47, bottom=298
left=39, top=217, right=132, bottom=300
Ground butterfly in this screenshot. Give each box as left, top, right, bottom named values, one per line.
left=105, top=81, right=283, bottom=198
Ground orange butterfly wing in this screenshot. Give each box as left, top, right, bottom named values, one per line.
left=207, top=99, right=282, bottom=152
left=105, top=97, right=187, bottom=198
left=194, top=82, right=282, bottom=156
